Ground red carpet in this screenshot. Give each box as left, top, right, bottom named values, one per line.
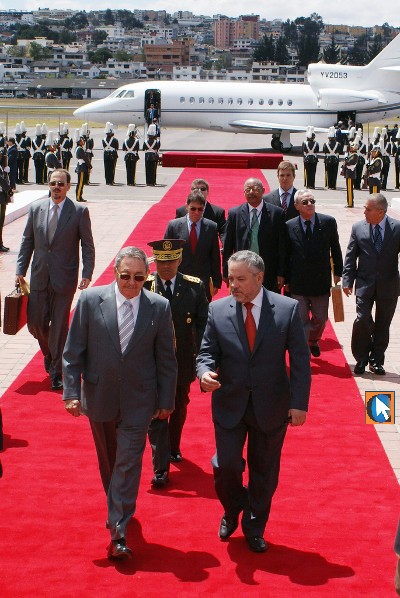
left=1, top=169, right=399, bottom=597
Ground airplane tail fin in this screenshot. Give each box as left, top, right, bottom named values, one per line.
left=367, top=33, right=400, bottom=70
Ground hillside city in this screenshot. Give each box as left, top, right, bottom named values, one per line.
left=0, top=9, right=398, bottom=99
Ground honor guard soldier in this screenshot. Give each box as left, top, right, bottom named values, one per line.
left=0, top=122, right=5, bottom=151
left=302, top=126, right=319, bottom=189
left=366, top=145, right=383, bottom=194
left=145, top=238, right=209, bottom=487
left=58, top=122, right=73, bottom=171
left=343, top=144, right=358, bottom=208
left=41, top=123, right=49, bottom=182
left=20, top=121, right=31, bottom=183
left=122, top=124, right=140, bottom=186
left=369, top=127, right=380, bottom=151
left=81, top=123, right=94, bottom=182
left=380, top=127, right=393, bottom=190
left=15, top=123, right=26, bottom=184
left=32, top=124, right=46, bottom=184
left=323, top=127, right=341, bottom=190
left=143, top=124, right=160, bottom=186
left=354, top=130, right=367, bottom=190
left=394, top=128, right=400, bottom=189
left=102, top=122, right=119, bottom=185
left=75, top=135, right=91, bottom=202
left=45, top=131, right=62, bottom=180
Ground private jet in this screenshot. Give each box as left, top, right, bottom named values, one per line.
left=74, top=33, right=400, bottom=151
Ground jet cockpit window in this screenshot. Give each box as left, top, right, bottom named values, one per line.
left=248, top=99, right=253, bottom=105
left=209, top=97, right=214, bottom=104
left=259, top=99, right=264, bottom=105
left=124, top=90, right=135, bottom=98
left=237, top=98, right=243, bottom=105
left=109, top=89, right=123, bottom=98
left=116, top=90, right=128, bottom=98
left=199, top=97, right=204, bottom=103
left=228, top=98, right=233, bottom=105
left=287, top=99, right=293, bottom=106
left=268, top=99, right=273, bottom=105
left=218, top=98, right=223, bottom=104
left=190, top=97, right=195, bottom=103
left=278, top=99, right=283, bottom=106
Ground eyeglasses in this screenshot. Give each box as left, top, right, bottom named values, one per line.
left=192, top=186, right=208, bottom=192
left=189, top=206, right=204, bottom=212
left=300, top=199, right=316, bottom=205
left=244, top=187, right=262, bottom=193
left=49, top=181, right=66, bottom=187
left=116, top=270, right=146, bottom=282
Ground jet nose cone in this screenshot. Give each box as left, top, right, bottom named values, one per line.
left=73, top=106, right=85, bottom=117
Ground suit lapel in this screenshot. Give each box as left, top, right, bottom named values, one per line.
left=55, top=197, right=73, bottom=237
left=124, top=290, right=154, bottom=354
left=230, top=299, right=250, bottom=355
left=239, top=203, right=251, bottom=233
left=40, top=201, right=50, bottom=245
left=252, top=289, right=275, bottom=355
left=99, top=284, right=121, bottom=355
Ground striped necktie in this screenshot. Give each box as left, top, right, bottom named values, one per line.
left=374, top=225, right=383, bottom=252
left=119, top=300, right=134, bottom=353
left=281, top=192, right=288, bottom=213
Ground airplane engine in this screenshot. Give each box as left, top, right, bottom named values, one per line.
left=315, top=88, right=387, bottom=111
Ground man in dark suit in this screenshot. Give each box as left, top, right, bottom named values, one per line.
left=15, top=169, right=95, bottom=390
left=342, top=193, right=400, bottom=375
left=263, top=161, right=298, bottom=221
left=6, top=137, right=18, bottom=191
left=197, top=250, right=310, bottom=553
left=176, top=179, right=226, bottom=242
left=222, top=178, right=287, bottom=293
left=164, top=190, right=222, bottom=301
left=145, top=239, right=209, bottom=487
left=286, top=189, right=343, bottom=358
left=62, top=246, right=177, bottom=560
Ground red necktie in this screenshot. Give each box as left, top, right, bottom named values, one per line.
left=281, top=192, right=288, bottom=213
left=244, top=302, right=256, bottom=352
left=190, top=222, right=198, bottom=253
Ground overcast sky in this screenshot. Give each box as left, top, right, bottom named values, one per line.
left=3, top=1, right=400, bottom=29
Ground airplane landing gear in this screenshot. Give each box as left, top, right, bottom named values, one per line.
left=271, top=131, right=293, bottom=153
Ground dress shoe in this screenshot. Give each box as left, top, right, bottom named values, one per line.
left=0, top=245, right=10, bottom=252
left=309, top=343, right=321, bottom=358
left=51, top=375, right=63, bottom=390
left=151, top=470, right=169, bottom=488
left=219, top=514, right=239, bottom=540
left=170, top=451, right=183, bottom=463
left=354, top=362, right=367, bottom=375
left=107, top=538, right=132, bottom=560
left=245, top=536, right=268, bottom=553
left=44, top=355, right=51, bottom=373
left=106, top=519, right=110, bottom=529
left=369, top=362, right=386, bottom=375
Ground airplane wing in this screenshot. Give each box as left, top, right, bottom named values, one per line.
left=229, top=120, right=328, bottom=133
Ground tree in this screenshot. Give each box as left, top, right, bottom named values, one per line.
left=215, top=52, right=232, bottom=71
left=274, top=36, right=290, bottom=64
left=29, top=42, right=53, bottom=61
left=8, top=45, right=26, bottom=57
left=91, top=30, right=109, bottom=47
left=64, top=12, right=89, bottom=30
left=104, top=9, right=115, bottom=25
left=58, top=29, right=77, bottom=44
left=295, top=16, right=321, bottom=67
left=114, top=50, right=132, bottom=61
left=282, top=19, right=298, bottom=46
left=253, top=34, right=275, bottom=62
left=368, top=34, right=383, bottom=61
left=88, top=48, right=113, bottom=64
left=347, top=34, right=368, bottom=65
left=116, top=10, right=143, bottom=29
left=323, top=35, right=341, bottom=64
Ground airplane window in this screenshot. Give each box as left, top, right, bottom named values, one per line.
left=124, top=90, right=135, bottom=98
left=199, top=97, right=204, bottom=103
left=278, top=99, right=283, bottom=106
left=180, top=97, right=185, bottom=103
left=268, top=99, right=273, bottom=105
left=228, top=98, right=233, bottom=105
left=218, top=98, right=223, bottom=104
left=259, top=99, right=264, bottom=105
left=287, top=99, right=293, bottom=106
left=248, top=99, right=253, bottom=105
left=237, top=98, right=243, bottom=105
left=209, top=97, right=214, bottom=104
left=190, top=97, right=195, bottom=103
left=116, top=90, right=127, bottom=98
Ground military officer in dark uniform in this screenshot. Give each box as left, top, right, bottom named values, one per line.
left=366, top=146, right=384, bottom=194
left=343, top=144, right=359, bottom=208
left=143, top=124, right=160, bottom=186
left=15, top=123, right=26, bottom=184
left=58, top=122, right=73, bottom=171
left=75, top=135, right=91, bottom=202
left=354, top=130, right=367, bottom=190
left=302, top=126, right=319, bottom=189
left=20, top=121, right=31, bottom=183
left=122, top=124, right=140, bottom=186
left=145, top=239, right=209, bottom=488
left=102, top=122, right=119, bottom=185
left=380, top=127, right=393, bottom=190
left=323, top=127, right=342, bottom=190
left=81, top=123, right=94, bottom=183
left=45, top=132, right=62, bottom=180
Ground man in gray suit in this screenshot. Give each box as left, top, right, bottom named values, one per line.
left=197, top=251, right=311, bottom=553
left=263, top=160, right=298, bottom=221
left=16, top=168, right=95, bottom=390
left=62, top=246, right=177, bottom=560
left=343, top=193, right=400, bottom=375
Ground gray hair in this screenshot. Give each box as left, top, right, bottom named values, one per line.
left=228, top=250, right=265, bottom=273
left=186, top=189, right=205, bottom=205
left=369, top=193, right=388, bottom=213
left=114, top=246, right=149, bottom=270
left=294, top=188, right=313, bottom=203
